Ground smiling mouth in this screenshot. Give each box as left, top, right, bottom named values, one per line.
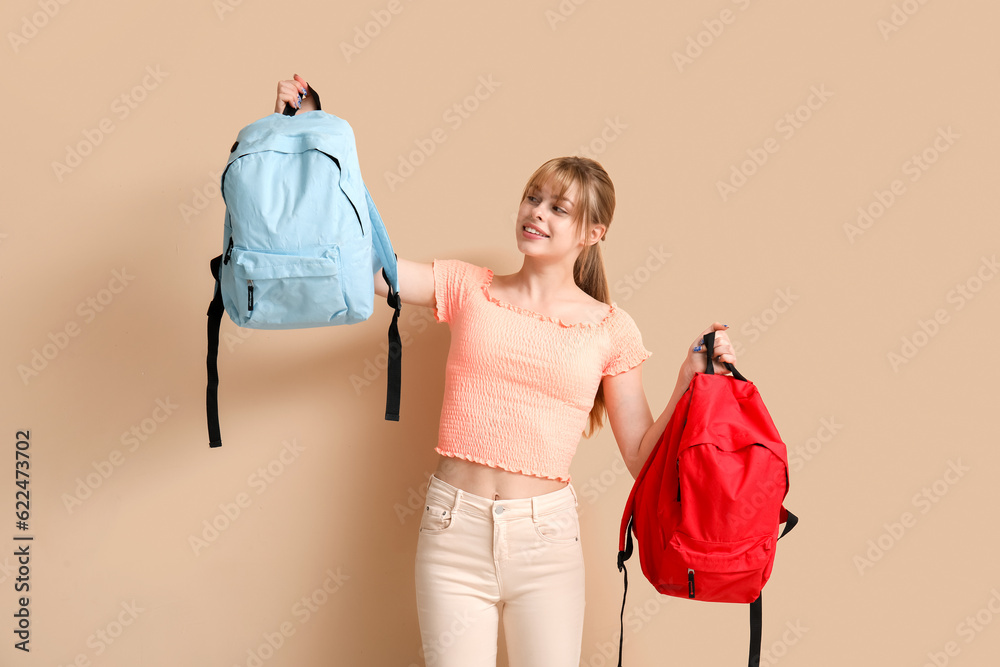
left=522, top=226, right=549, bottom=238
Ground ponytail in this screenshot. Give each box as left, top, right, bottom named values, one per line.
left=575, top=239, right=612, bottom=439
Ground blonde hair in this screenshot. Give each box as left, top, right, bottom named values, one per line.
left=521, top=157, right=616, bottom=438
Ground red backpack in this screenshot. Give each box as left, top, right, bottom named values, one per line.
left=616, top=331, right=797, bottom=667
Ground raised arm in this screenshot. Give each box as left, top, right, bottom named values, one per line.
left=272, top=75, right=437, bottom=312
left=604, top=322, right=735, bottom=478
left=375, top=258, right=436, bottom=310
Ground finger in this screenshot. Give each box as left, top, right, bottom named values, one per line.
left=711, top=336, right=734, bottom=353
left=285, top=83, right=302, bottom=108
left=275, top=93, right=296, bottom=112
left=701, top=321, right=730, bottom=335
left=277, top=80, right=304, bottom=108
left=692, top=326, right=731, bottom=353
left=293, top=74, right=309, bottom=95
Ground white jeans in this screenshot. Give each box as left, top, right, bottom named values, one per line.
left=414, top=474, right=586, bottom=667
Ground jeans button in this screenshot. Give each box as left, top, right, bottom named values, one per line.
left=494, top=505, right=504, bottom=515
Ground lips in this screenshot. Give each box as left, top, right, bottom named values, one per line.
left=522, top=223, right=549, bottom=238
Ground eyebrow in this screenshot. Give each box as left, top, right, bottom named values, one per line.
left=529, top=187, right=574, bottom=206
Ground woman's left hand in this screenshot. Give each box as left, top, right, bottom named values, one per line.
left=274, top=74, right=316, bottom=115
left=677, top=321, right=737, bottom=388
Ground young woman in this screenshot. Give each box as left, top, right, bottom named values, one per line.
left=275, top=77, right=737, bottom=666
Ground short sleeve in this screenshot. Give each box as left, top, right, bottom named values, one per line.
left=602, top=306, right=652, bottom=376
left=431, top=259, right=486, bottom=324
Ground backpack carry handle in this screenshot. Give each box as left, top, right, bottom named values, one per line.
left=703, top=331, right=748, bottom=381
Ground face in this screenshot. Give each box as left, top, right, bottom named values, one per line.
left=516, top=180, right=600, bottom=261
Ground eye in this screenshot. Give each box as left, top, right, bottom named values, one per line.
left=526, top=195, right=540, bottom=203
left=553, top=206, right=568, bottom=215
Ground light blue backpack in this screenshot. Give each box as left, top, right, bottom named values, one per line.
left=206, top=102, right=401, bottom=448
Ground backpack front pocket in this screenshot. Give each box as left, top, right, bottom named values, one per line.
left=228, top=248, right=347, bottom=328
left=668, top=531, right=774, bottom=603
left=676, top=441, right=787, bottom=543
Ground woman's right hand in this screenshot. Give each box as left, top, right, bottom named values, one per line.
left=676, top=322, right=735, bottom=388
left=274, top=74, right=317, bottom=114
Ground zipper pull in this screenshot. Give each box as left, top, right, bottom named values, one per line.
left=224, top=237, right=234, bottom=264
left=247, top=280, right=254, bottom=312
left=687, top=569, right=696, bottom=599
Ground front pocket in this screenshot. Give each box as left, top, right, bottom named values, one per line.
left=676, top=442, right=787, bottom=543
left=419, top=504, right=454, bottom=534
left=668, top=532, right=774, bottom=603
left=532, top=506, right=581, bottom=544
left=228, top=248, right=347, bottom=327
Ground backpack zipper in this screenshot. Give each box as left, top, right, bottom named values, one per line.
left=224, top=237, right=234, bottom=265
left=687, top=569, right=696, bottom=598
left=676, top=460, right=681, bottom=503
left=247, top=280, right=254, bottom=312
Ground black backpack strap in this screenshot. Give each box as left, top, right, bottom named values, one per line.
left=747, top=511, right=798, bottom=667
left=749, top=594, right=763, bottom=667
left=382, top=264, right=401, bottom=421
left=703, top=330, right=747, bottom=381
left=207, top=255, right=224, bottom=448
left=367, top=183, right=402, bottom=422
left=780, top=508, right=799, bottom=538
left=616, top=516, right=635, bottom=667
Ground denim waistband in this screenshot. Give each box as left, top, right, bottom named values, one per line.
left=425, top=474, right=578, bottom=520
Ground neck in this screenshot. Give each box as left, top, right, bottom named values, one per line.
left=510, top=254, right=580, bottom=299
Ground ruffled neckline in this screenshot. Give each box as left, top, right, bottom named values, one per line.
left=481, top=267, right=616, bottom=328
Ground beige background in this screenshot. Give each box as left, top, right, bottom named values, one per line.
left=3, top=0, right=999, bottom=665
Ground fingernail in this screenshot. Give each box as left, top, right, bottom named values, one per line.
left=724, top=324, right=729, bottom=328
left=693, top=346, right=702, bottom=352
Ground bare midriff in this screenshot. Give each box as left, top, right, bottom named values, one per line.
left=433, top=455, right=568, bottom=500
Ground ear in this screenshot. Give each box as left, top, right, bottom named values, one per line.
left=586, top=223, right=607, bottom=246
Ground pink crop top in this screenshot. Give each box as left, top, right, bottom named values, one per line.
left=432, top=259, right=652, bottom=482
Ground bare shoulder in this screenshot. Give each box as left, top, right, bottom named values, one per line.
left=576, top=291, right=613, bottom=324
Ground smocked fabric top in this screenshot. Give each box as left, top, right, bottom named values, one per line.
left=432, top=259, right=652, bottom=483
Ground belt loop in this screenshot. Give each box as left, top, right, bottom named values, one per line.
left=531, top=496, right=541, bottom=521
left=453, top=488, right=464, bottom=513
left=568, top=483, right=578, bottom=507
